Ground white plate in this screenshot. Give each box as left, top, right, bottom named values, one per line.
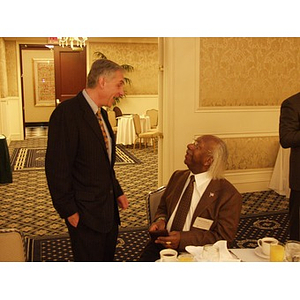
left=254, top=247, right=269, bottom=260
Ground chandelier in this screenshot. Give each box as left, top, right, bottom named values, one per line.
left=58, top=37, right=88, bottom=49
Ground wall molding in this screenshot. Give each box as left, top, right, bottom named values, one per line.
left=195, top=106, right=280, bottom=113
left=225, top=168, right=274, bottom=193
left=193, top=132, right=279, bottom=139
left=125, top=94, right=158, bottom=99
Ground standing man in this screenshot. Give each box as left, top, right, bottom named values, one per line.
left=139, top=135, right=242, bottom=261
left=280, top=92, right=300, bottom=241
left=45, top=59, right=129, bottom=261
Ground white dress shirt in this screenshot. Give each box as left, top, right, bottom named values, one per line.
left=82, top=89, right=112, bottom=162
left=166, top=171, right=212, bottom=232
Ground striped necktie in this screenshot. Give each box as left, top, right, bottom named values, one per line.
left=171, top=175, right=195, bottom=231
left=96, top=108, right=109, bottom=152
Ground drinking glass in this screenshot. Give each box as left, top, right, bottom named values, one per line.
left=270, top=243, right=285, bottom=262
left=284, top=240, right=300, bottom=262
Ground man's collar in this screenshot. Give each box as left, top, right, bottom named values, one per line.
left=82, top=89, right=99, bottom=114
left=190, top=171, right=211, bottom=186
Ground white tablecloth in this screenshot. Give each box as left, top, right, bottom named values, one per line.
left=230, top=248, right=268, bottom=262
left=116, top=115, right=151, bottom=145
left=269, top=146, right=290, bottom=197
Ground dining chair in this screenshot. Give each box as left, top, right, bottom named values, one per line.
left=132, top=114, right=163, bottom=150
left=0, top=228, right=27, bottom=262
left=146, top=109, right=158, bottom=129
left=147, top=186, right=166, bottom=223
left=107, top=110, right=118, bottom=134
left=113, top=106, right=123, bottom=118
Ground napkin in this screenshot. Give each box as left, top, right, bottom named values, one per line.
left=185, top=240, right=241, bottom=262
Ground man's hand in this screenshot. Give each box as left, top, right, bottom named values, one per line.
left=117, top=194, right=129, bottom=210
left=149, top=219, right=166, bottom=231
left=68, top=212, right=80, bottom=228
left=155, top=231, right=181, bottom=250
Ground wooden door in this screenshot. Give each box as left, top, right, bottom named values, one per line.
left=54, top=46, right=86, bottom=105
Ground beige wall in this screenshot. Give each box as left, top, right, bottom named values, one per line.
left=160, top=37, right=289, bottom=192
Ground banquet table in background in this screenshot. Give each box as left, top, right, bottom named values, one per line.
left=116, top=114, right=151, bottom=146
left=269, top=146, right=290, bottom=198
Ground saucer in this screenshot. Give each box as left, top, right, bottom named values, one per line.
left=254, top=247, right=269, bottom=260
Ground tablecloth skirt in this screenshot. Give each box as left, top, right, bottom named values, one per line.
left=0, top=135, right=12, bottom=184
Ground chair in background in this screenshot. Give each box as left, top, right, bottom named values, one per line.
left=147, top=186, right=166, bottom=223
left=0, top=228, right=27, bottom=262
left=113, top=106, right=123, bottom=118
left=132, top=114, right=163, bottom=150
left=146, top=109, right=158, bottom=129
left=107, top=110, right=118, bottom=135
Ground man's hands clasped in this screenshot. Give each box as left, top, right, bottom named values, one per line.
left=149, top=219, right=180, bottom=249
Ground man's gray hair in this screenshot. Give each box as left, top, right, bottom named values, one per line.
left=87, top=59, right=123, bottom=88
left=205, top=135, right=228, bottom=179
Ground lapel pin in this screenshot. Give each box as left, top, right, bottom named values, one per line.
left=209, top=192, right=215, bottom=197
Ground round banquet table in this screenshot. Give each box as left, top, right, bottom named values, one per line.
left=116, top=115, right=151, bottom=145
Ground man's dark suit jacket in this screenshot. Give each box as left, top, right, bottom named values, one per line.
left=154, top=170, right=242, bottom=251
left=45, top=92, right=123, bottom=233
left=280, top=92, right=300, bottom=191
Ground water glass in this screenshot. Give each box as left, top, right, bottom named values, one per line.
left=284, top=240, right=300, bottom=262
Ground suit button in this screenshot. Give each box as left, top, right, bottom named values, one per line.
left=109, top=189, right=113, bottom=194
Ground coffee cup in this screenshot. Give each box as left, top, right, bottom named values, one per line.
left=160, top=249, right=178, bottom=262
left=257, top=237, right=278, bottom=256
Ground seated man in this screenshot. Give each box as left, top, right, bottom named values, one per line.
left=139, top=135, right=242, bottom=261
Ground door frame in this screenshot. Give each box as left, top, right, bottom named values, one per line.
left=19, top=44, right=54, bottom=135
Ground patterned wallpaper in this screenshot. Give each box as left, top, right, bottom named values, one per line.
left=89, top=42, right=158, bottom=95
left=224, top=136, right=280, bottom=170
left=199, top=37, right=300, bottom=107
left=5, top=40, right=18, bottom=97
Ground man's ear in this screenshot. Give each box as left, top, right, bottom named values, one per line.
left=98, top=76, right=105, bottom=89
left=204, top=156, right=214, bottom=167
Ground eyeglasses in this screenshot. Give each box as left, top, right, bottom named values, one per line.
left=191, top=139, right=213, bottom=154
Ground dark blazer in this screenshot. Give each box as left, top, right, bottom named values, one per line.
left=45, top=92, right=122, bottom=233
left=154, top=170, right=242, bottom=251
left=279, top=92, right=300, bottom=191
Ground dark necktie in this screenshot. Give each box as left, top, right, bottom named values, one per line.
left=171, top=175, right=195, bottom=231
left=96, top=108, right=109, bottom=152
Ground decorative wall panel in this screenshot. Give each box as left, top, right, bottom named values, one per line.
left=89, top=42, right=158, bottom=95
left=33, top=58, right=55, bottom=106
left=5, top=40, right=18, bottom=97
left=224, top=136, right=279, bottom=170
left=199, top=37, right=300, bottom=107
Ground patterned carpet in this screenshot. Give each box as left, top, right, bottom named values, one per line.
left=0, top=128, right=291, bottom=262
left=27, top=210, right=290, bottom=262
left=10, top=145, right=140, bottom=171
left=1, top=132, right=158, bottom=237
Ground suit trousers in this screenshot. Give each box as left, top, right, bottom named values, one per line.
left=289, top=190, right=300, bottom=241
left=139, top=241, right=164, bottom=262
left=66, top=219, right=118, bottom=262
